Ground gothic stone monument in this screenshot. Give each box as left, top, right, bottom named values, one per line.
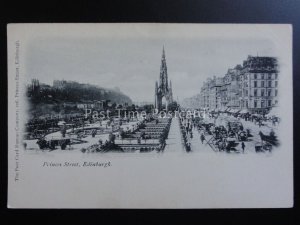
left=155, top=47, right=173, bottom=111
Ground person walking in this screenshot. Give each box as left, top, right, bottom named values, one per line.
left=200, top=133, right=205, bottom=144
left=259, top=120, right=262, bottom=128
left=241, top=141, right=245, bottom=153
left=186, top=142, right=191, bottom=152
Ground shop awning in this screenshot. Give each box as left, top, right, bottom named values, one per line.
left=266, top=107, right=280, bottom=117
left=233, top=109, right=241, bottom=113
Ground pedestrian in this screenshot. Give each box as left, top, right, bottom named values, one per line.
left=186, top=143, right=191, bottom=152
left=200, top=133, right=205, bottom=144
left=241, top=141, right=245, bottom=153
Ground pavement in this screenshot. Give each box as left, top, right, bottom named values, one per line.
left=164, top=117, right=185, bottom=153
left=189, top=127, right=214, bottom=154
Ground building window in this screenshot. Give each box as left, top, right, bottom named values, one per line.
left=261, top=81, right=264, bottom=87
left=245, top=100, right=248, bottom=108
left=268, top=100, right=272, bottom=107
left=261, top=74, right=264, bottom=79
left=254, top=81, right=257, bottom=87
left=254, top=89, right=257, bottom=97
left=254, top=100, right=257, bottom=108
left=254, top=74, right=257, bottom=79
left=275, top=81, right=278, bottom=87
left=261, top=100, right=265, bottom=108
left=275, top=89, right=278, bottom=96
left=268, top=74, right=272, bottom=79
left=275, top=73, right=278, bottom=79
left=261, top=89, right=265, bottom=96
left=268, top=89, right=271, bottom=97
left=245, top=90, right=248, bottom=96
left=268, top=80, right=272, bottom=87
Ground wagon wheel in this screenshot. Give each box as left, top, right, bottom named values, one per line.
left=238, top=131, right=247, bottom=141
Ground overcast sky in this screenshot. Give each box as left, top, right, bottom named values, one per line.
left=26, top=37, right=275, bottom=102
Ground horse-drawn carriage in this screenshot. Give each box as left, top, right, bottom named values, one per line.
left=225, top=121, right=248, bottom=141
left=200, top=122, right=215, bottom=135
left=237, top=130, right=248, bottom=141
left=255, top=142, right=272, bottom=152
left=214, top=137, right=239, bottom=153
left=225, top=138, right=240, bottom=153
left=213, top=125, right=228, bottom=139
left=255, top=130, right=279, bottom=152
left=227, top=121, right=244, bottom=133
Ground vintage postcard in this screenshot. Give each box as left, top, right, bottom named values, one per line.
left=7, top=24, right=293, bottom=208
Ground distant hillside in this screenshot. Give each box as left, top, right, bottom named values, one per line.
left=27, top=79, right=132, bottom=105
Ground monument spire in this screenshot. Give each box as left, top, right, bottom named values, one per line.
left=155, top=46, right=173, bottom=110
left=160, top=46, right=168, bottom=91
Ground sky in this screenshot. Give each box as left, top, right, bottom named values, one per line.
left=26, top=36, right=275, bottom=103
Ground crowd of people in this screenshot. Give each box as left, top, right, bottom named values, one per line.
left=178, top=109, right=280, bottom=153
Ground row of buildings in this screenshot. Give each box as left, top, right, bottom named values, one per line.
left=63, top=100, right=106, bottom=110
left=200, top=55, right=279, bottom=115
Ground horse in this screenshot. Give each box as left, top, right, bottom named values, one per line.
left=258, top=131, right=279, bottom=147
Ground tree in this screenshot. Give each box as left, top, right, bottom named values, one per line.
left=131, top=104, right=136, bottom=111
left=168, top=101, right=178, bottom=112
left=143, top=104, right=154, bottom=113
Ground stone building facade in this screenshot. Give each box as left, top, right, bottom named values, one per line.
left=199, top=55, right=278, bottom=114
